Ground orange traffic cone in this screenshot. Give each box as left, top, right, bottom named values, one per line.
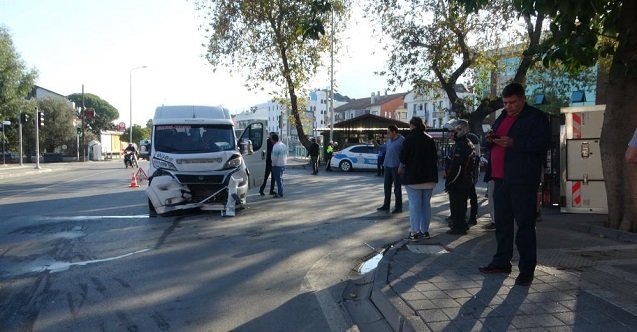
left=128, top=172, right=140, bottom=188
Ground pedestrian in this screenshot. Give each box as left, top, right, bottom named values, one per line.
left=478, top=82, right=551, bottom=287
left=398, top=116, right=438, bottom=240
left=376, top=139, right=386, bottom=176
left=467, top=131, right=481, bottom=226
left=307, top=137, right=320, bottom=175
left=444, top=119, right=475, bottom=235
left=270, top=133, right=288, bottom=198
left=625, top=128, right=637, bottom=164
left=377, top=125, right=405, bottom=214
left=325, top=142, right=334, bottom=171
left=259, top=132, right=276, bottom=196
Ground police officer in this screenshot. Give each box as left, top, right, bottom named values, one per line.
left=445, top=119, right=475, bottom=235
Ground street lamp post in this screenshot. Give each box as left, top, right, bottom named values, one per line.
left=129, top=65, right=147, bottom=144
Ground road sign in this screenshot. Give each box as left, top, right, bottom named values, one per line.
left=117, top=122, right=126, bottom=132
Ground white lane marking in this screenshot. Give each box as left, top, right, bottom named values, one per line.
left=40, top=215, right=150, bottom=221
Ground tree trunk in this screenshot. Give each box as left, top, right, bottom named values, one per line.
left=468, top=98, right=503, bottom=135
left=601, top=0, right=637, bottom=232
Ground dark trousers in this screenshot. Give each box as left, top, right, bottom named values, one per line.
left=491, top=180, right=538, bottom=276
left=383, top=166, right=402, bottom=209
left=468, top=184, right=478, bottom=221
left=260, top=164, right=275, bottom=193
left=325, top=156, right=332, bottom=171
left=377, top=156, right=385, bottom=176
left=449, top=180, right=471, bottom=231
left=310, top=156, right=319, bottom=174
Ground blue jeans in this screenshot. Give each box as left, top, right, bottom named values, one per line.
left=271, top=166, right=285, bottom=196
left=491, top=180, right=538, bottom=276
left=405, top=186, right=433, bottom=233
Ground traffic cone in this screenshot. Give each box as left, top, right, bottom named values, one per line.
left=128, top=172, right=140, bottom=188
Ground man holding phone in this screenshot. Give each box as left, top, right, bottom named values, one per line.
left=479, top=82, right=551, bottom=287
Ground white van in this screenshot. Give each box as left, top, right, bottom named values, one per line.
left=146, top=105, right=267, bottom=216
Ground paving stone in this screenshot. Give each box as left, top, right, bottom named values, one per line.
left=417, top=308, right=450, bottom=323
left=422, top=290, right=451, bottom=300
left=444, top=289, right=473, bottom=299
left=552, top=311, right=577, bottom=325
left=429, top=297, right=461, bottom=308
left=481, top=316, right=515, bottom=331
left=512, top=315, right=544, bottom=329
left=518, top=303, right=551, bottom=315
left=409, top=299, right=438, bottom=310
left=401, top=291, right=428, bottom=301
left=414, top=281, right=439, bottom=292
left=533, top=314, right=569, bottom=327
left=426, top=321, right=460, bottom=331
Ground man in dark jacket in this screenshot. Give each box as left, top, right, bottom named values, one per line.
left=479, top=82, right=551, bottom=287
left=445, top=119, right=475, bottom=235
left=307, top=137, right=320, bottom=175
left=259, top=132, right=276, bottom=196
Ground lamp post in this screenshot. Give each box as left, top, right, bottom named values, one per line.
left=129, top=65, right=147, bottom=144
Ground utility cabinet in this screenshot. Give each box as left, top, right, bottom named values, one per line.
left=560, top=105, right=607, bottom=213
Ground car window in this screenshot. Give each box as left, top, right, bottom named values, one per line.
left=350, top=146, right=366, bottom=153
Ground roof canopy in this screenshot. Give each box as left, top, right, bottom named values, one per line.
left=334, top=114, right=409, bottom=129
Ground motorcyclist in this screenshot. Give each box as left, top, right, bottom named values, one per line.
left=124, top=143, right=138, bottom=166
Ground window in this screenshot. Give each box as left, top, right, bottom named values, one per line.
left=155, top=124, right=236, bottom=154
left=239, top=122, right=264, bottom=151
left=571, top=90, right=586, bottom=103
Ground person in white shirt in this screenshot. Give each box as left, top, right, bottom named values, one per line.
left=270, top=133, right=288, bottom=197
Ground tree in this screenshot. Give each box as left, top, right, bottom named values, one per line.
left=196, top=0, right=347, bottom=149
left=36, top=97, right=77, bottom=153
left=0, top=26, right=37, bottom=147
left=67, top=93, right=119, bottom=136
left=122, top=124, right=150, bottom=144
left=461, top=0, right=637, bottom=231
left=370, top=0, right=509, bottom=122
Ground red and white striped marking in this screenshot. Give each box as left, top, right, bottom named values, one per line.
left=572, top=181, right=582, bottom=207
left=572, top=112, right=582, bottom=139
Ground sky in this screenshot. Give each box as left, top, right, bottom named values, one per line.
left=0, top=0, right=390, bottom=129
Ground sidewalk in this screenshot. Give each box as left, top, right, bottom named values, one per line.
left=349, top=202, right=637, bottom=331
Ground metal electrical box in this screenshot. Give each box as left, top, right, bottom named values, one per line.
left=560, top=105, right=607, bottom=213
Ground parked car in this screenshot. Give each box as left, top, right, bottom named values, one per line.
left=330, top=144, right=378, bottom=172
left=138, top=139, right=151, bottom=160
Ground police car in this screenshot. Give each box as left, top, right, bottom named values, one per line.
left=330, top=144, right=379, bottom=172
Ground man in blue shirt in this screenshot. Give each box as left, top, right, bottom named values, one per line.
left=378, top=125, right=405, bottom=213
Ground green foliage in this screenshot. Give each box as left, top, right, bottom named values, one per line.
left=37, top=97, right=77, bottom=153
left=196, top=0, right=348, bottom=147
left=121, top=124, right=150, bottom=144
left=67, top=93, right=119, bottom=136
left=0, top=26, right=38, bottom=122
left=369, top=0, right=509, bottom=118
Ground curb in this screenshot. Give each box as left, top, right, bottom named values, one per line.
left=369, top=239, right=424, bottom=332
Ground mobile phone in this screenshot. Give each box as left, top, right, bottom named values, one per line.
left=492, top=135, right=500, bottom=139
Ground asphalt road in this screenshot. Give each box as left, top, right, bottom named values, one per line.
left=0, top=160, right=430, bottom=331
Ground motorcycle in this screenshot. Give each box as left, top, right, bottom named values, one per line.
left=124, top=150, right=139, bottom=168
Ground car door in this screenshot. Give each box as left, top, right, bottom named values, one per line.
left=238, top=121, right=267, bottom=189
left=363, top=145, right=378, bottom=169
left=348, top=146, right=366, bottom=169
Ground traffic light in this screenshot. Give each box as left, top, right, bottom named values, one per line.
left=76, top=127, right=82, bottom=136
left=37, top=111, right=44, bottom=128
left=20, top=112, right=29, bottom=124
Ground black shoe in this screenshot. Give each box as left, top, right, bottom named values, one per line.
left=482, top=223, right=496, bottom=230
left=468, top=219, right=477, bottom=226
left=391, top=208, right=402, bottom=214
left=408, top=232, right=420, bottom=241
left=377, top=206, right=389, bottom=211
left=478, top=265, right=512, bottom=274
left=269, top=191, right=276, bottom=195
left=515, top=274, right=534, bottom=286
left=446, top=229, right=467, bottom=235
left=420, top=232, right=430, bottom=239
left=259, top=191, right=265, bottom=196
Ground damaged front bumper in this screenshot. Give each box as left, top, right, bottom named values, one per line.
left=146, top=167, right=248, bottom=215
